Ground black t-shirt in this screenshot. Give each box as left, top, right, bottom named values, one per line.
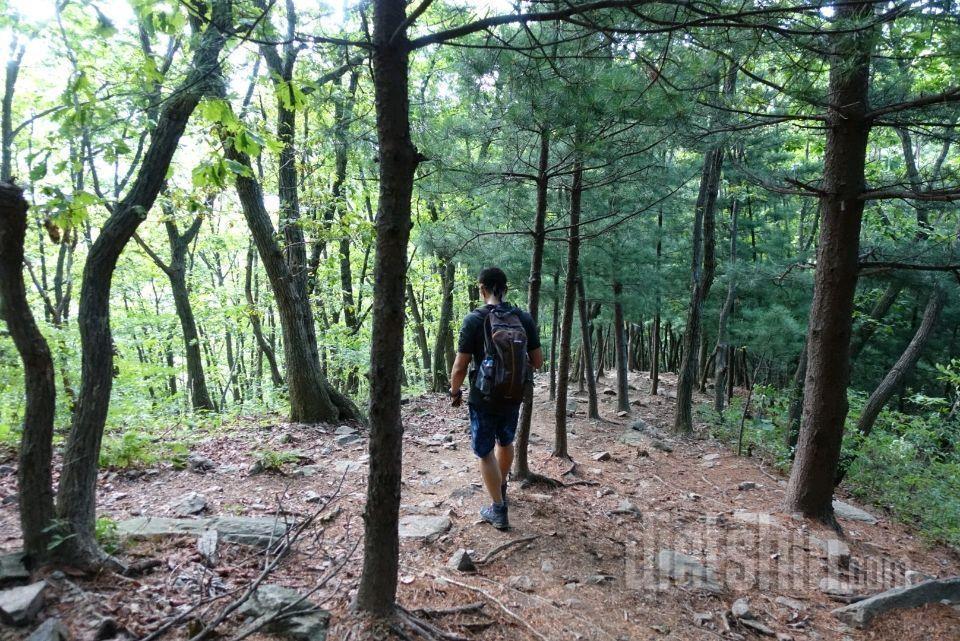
left=456, top=302, right=541, bottom=411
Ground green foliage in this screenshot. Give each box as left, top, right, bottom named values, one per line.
left=704, top=386, right=960, bottom=546
left=250, top=449, right=301, bottom=474
left=95, top=517, right=121, bottom=555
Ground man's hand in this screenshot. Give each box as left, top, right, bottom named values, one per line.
left=450, top=387, right=463, bottom=407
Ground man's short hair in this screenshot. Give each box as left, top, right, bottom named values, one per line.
left=478, top=267, right=508, bottom=298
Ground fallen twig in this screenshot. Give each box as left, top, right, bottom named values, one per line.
left=476, top=535, right=538, bottom=565
left=413, top=602, right=486, bottom=617
left=429, top=573, right=551, bottom=641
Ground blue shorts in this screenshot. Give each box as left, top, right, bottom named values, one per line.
left=469, top=404, right=521, bottom=458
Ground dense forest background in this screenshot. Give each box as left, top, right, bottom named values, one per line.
left=0, top=0, right=959, bottom=621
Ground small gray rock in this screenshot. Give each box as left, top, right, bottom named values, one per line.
left=0, top=581, right=46, bottom=626
left=198, top=529, right=218, bottom=565
left=593, top=451, right=612, bottom=462
left=334, top=425, right=357, bottom=436
left=335, top=434, right=361, bottom=447
left=775, top=595, right=807, bottom=611
left=26, top=618, right=69, bottom=641
left=187, top=454, right=215, bottom=473
left=447, top=549, right=476, bottom=573
left=397, top=515, right=450, bottom=539
left=169, top=492, right=207, bottom=516
left=0, top=552, right=30, bottom=585
left=819, top=577, right=855, bottom=597
left=737, top=481, right=758, bottom=491
left=731, top=597, right=753, bottom=619
left=304, top=491, right=323, bottom=504
left=237, top=585, right=329, bottom=640
left=507, top=575, right=534, bottom=591
left=832, top=500, right=878, bottom=524
left=541, top=559, right=555, bottom=573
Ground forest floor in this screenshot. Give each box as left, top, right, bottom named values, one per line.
left=1, top=372, right=960, bottom=641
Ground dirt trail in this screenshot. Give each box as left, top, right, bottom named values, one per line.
left=1, top=372, right=959, bottom=640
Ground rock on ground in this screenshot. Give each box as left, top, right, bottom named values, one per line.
left=0, top=581, right=46, bottom=626
left=832, top=500, right=878, bottom=524
left=118, top=516, right=289, bottom=548
left=656, top=550, right=723, bottom=594
left=819, top=577, right=855, bottom=597
left=397, top=515, right=451, bottom=540
left=832, top=577, right=960, bottom=628
left=0, top=552, right=30, bottom=585
left=168, top=491, right=207, bottom=516
left=238, top=584, right=330, bottom=641
left=26, top=618, right=69, bottom=641
left=447, top=549, right=476, bottom=573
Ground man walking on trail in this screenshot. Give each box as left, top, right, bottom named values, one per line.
left=449, top=267, right=543, bottom=529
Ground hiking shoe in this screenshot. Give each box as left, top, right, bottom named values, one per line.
left=480, top=502, right=509, bottom=530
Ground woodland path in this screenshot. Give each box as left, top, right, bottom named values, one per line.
left=1, top=372, right=958, bottom=641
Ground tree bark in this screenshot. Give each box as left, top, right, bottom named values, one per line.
left=515, top=127, right=550, bottom=479
left=406, top=282, right=431, bottom=387
left=2, top=40, right=25, bottom=182
left=673, top=143, right=723, bottom=433
left=785, top=0, right=875, bottom=523
left=354, top=0, right=419, bottom=615
left=714, top=197, right=739, bottom=414
left=0, top=182, right=56, bottom=561
left=55, top=4, right=229, bottom=567
left=549, top=269, right=560, bottom=401
left=245, top=243, right=284, bottom=388
left=613, top=281, right=629, bottom=413
left=553, top=159, right=582, bottom=459
left=576, top=273, right=600, bottom=420
left=855, top=288, right=945, bottom=439
left=650, top=210, right=663, bottom=395
left=431, top=257, right=455, bottom=392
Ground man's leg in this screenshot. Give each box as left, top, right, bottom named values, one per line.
left=495, top=444, right=514, bottom=484
left=479, top=452, right=504, bottom=504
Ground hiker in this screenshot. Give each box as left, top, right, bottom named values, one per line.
left=449, top=267, right=543, bottom=529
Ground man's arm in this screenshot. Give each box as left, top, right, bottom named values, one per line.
left=529, top=347, right=544, bottom=370
left=449, top=352, right=472, bottom=405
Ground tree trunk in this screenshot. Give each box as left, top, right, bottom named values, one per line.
left=576, top=273, right=600, bottom=420
left=354, top=0, right=419, bottom=615
left=553, top=160, right=583, bottom=458
left=673, top=142, right=723, bottom=433
left=549, top=269, right=560, bottom=401
left=1, top=41, right=25, bottom=182
left=406, top=282, right=431, bottom=387
left=714, top=197, right=739, bottom=414
left=431, top=257, right=455, bottom=392
left=651, top=210, right=663, bottom=395
left=55, top=6, right=229, bottom=567
left=0, top=182, right=56, bottom=561
left=223, top=124, right=361, bottom=423
left=613, top=281, right=629, bottom=413
left=245, top=243, right=284, bottom=388
left=514, top=127, right=550, bottom=480
left=855, top=288, right=945, bottom=439
left=786, top=341, right=807, bottom=450
left=785, top=0, right=875, bottom=523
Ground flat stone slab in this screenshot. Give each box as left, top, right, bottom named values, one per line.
left=833, top=500, right=878, bottom=524
left=398, top=515, right=451, bottom=539
left=0, top=581, right=46, bottom=626
left=656, top=549, right=723, bottom=594
left=118, top=516, right=289, bottom=548
left=832, top=577, right=960, bottom=628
